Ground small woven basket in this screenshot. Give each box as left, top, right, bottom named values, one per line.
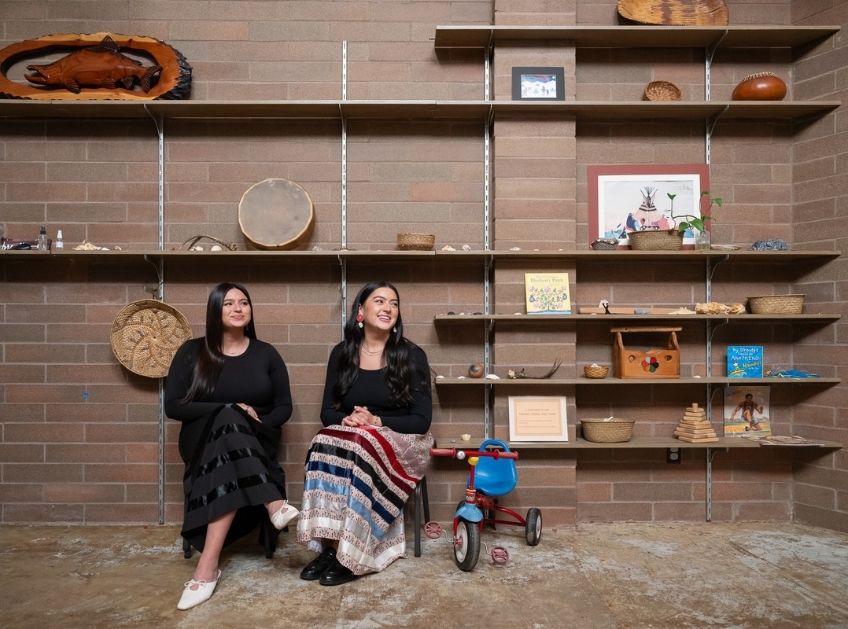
left=397, top=232, right=435, bottom=251
left=747, top=294, right=805, bottom=315
left=643, top=80, right=682, bottom=101
left=628, top=229, right=683, bottom=251
left=591, top=238, right=618, bottom=251
left=581, top=417, right=635, bottom=443
left=584, top=364, right=610, bottom=379
left=110, top=299, right=193, bottom=378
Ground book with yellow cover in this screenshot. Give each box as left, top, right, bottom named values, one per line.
left=524, top=273, right=572, bottom=315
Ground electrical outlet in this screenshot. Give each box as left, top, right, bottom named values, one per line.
left=666, top=448, right=681, bottom=464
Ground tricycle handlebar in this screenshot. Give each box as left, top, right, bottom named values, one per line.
left=430, top=447, right=519, bottom=460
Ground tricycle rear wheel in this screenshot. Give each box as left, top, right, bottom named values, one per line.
left=454, top=518, right=480, bottom=571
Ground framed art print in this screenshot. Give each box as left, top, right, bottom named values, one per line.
left=587, top=164, right=710, bottom=247
left=511, top=67, right=565, bottom=101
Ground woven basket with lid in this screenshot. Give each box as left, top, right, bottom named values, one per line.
left=110, top=299, right=193, bottom=378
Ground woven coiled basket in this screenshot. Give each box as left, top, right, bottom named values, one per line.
left=397, top=232, right=435, bottom=251
left=628, top=229, right=683, bottom=251
left=581, top=418, right=635, bottom=443
left=110, top=299, right=193, bottom=378
left=643, top=80, right=682, bottom=101
left=584, top=364, right=610, bottom=379
left=747, top=294, right=805, bottom=315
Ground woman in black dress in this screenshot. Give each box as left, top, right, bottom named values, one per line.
left=297, top=281, right=433, bottom=586
left=165, top=282, right=298, bottom=610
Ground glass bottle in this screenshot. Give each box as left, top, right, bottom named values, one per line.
left=55, top=229, right=64, bottom=250
left=37, top=225, right=48, bottom=251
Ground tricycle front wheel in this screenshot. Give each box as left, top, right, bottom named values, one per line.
left=525, top=507, right=542, bottom=546
left=454, top=518, right=481, bottom=572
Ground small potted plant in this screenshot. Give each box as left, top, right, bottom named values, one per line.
left=667, top=191, right=722, bottom=249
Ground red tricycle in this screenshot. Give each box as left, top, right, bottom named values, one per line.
left=430, top=438, right=542, bottom=571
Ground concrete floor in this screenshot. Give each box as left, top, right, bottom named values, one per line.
left=1, top=521, right=847, bottom=628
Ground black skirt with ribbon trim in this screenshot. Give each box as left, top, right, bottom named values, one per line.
left=180, top=404, right=285, bottom=552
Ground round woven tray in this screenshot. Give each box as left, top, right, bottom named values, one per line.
left=617, top=0, right=729, bottom=25
left=628, top=229, right=683, bottom=251
left=584, top=364, right=610, bottom=379
left=747, top=294, right=805, bottom=315
left=643, top=80, right=682, bottom=101
left=581, top=418, right=635, bottom=443
left=397, top=232, right=435, bottom=251
left=110, top=299, right=192, bottom=378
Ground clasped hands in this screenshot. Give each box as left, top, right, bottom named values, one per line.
left=342, top=405, right=382, bottom=428
left=236, top=403, right=260, bottom=423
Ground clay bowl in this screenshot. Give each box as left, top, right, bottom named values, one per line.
left=732, top=72, right=787, bottom=101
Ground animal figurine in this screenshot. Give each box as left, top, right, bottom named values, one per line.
left=25, top=35, right=162, bottom=94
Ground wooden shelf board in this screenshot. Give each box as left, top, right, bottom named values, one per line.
left=1, top=100, right=838, bottom=123
left=434, top=25, right=841, bottom=49
left=436, top=249, right=841, bottom=261
left=434, top=313, right=840, bottom=323
left=434, top=436, right=841, bottom=450
left=434, top=376, right=840, bottom=386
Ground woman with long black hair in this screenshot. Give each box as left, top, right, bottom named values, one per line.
left=297, top=281, right=433, bottom=586
left=165, top=282, right=298, bottom=610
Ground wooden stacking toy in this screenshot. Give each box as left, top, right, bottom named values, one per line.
left=674, top=403, right=718, bottom=443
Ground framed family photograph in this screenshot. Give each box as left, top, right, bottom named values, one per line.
left=587, top=164, right=710, bottom=247
left=511, top=67, right=565, bottom=101
left=508, top=396, right=569, bottom=443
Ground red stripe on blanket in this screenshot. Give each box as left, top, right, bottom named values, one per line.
left=321, top=427, right=418, bottom=488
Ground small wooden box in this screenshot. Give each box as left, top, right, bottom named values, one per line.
left=612, top=326, right=681, bottom=378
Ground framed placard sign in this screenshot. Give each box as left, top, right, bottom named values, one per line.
left=508, top=396, right=569, bottom=443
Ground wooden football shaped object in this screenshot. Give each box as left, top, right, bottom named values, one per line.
left=732, top=72, right=787, bottom=101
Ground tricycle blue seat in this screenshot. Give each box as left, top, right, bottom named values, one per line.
left=474, top=439, right=517, bottom=497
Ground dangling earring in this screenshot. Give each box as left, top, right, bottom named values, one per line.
left=356, top=312, right=364, bottom=329
left=393, top=326, right=397, bottom=334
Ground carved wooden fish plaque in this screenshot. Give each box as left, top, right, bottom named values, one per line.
left=0, top=32, right=192, bottom=100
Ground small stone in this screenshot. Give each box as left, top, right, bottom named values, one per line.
left=484, top=374, right=500, bottom=380
left=441, top=245, right=456, bottom=251
left=210, top=244, right=222, bottom=251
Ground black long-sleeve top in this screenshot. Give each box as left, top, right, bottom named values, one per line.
left=164, top=337, right=293, bottom=430
left=320, top=341, right=432, bottom=435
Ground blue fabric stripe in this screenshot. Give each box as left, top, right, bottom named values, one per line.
left=306, top=459, right=396, bottom=536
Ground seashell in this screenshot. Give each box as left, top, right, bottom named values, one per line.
left=460, top=433, right=471, bottom=442
left=210, top=244, right=222, bottom=251
left=484, top=373, right=500, bottom=380
left=732, top=72, right=786, bottom=101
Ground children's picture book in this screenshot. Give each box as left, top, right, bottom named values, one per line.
left=726, top=345, right=764, bottom=378
left=723, top=385, right=771, bottom=437
left=524, top=273, right=572, bottom=315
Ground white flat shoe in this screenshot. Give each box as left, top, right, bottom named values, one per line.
left=177, top=569, right=221, bottom=611
left=270, top=500, right=299, bottom=530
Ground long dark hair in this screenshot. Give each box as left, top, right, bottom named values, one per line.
left=183, top=282, right=257, bottom=402
left=332, top=281, right=413, bottom=408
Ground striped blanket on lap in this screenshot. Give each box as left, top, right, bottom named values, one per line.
left=297, top=425, right=433, bottom=575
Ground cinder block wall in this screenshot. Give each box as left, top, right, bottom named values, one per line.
left=1, top=0, right=845, bottom=531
